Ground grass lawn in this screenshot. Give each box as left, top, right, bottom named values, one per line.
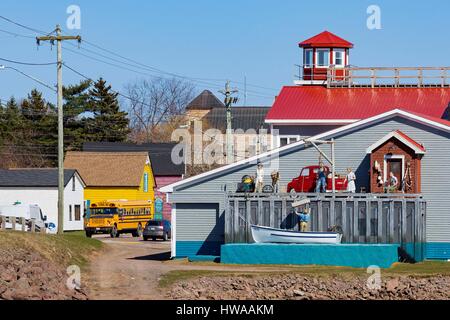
left=159, top=260, right=450, bottom=288
left=0, top=230, right=102, bottom=269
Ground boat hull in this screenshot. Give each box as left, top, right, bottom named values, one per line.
left=251, top=225, right=342, bottom=244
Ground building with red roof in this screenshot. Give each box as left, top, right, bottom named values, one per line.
left=267, top=31, right=450, bottom=148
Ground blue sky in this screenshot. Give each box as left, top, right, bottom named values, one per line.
left=0, top=0, right=449, bottom=107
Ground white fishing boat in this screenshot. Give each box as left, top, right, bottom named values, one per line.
left=251, top=225, right=342, bottom=244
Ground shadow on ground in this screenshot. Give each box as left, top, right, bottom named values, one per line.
left=129, top=251, right=171, bottom=261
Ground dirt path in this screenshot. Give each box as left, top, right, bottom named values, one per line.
left=85, top=235, right=292, bottom=300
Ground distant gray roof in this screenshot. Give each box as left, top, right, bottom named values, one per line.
left=205, top=106, right=271, bottom=132
left=0, top=169, right=79, bottom=188
left=82, top=142, right=184, bottom=176
left=186, top=90, right=224, bottom=110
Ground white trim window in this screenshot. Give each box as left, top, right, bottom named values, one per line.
left=304, top=49, right=313, bottom=68
left=333, top=49, right=345, bottom=67
left=316, top=49, right=329, bottom=68
left=279, top=135, right=301, bottom=147
left=383, top=154, right=405, bottom=182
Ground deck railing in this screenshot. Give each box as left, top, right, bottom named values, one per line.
left=326, top=66, right=450, bottom=88
left=225, top=193, right=426, bottom=260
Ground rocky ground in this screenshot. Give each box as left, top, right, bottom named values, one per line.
left=0, top=246, right=88, bottom=300
left=167, top=273, right=450, bottom=300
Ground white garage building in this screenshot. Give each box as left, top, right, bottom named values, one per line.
left=0, top=169, right=86, bottom=231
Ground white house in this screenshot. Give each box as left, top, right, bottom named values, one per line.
left=0, top=169, right=86, bottom=231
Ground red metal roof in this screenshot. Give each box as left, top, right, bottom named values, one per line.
left=394, top=130, right=426, bottom=152
left=299, top=31, right=353, bottom=48
left=266, top=86, right=450, bottom=123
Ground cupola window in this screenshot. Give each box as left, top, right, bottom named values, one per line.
left=334, top=49, right=345, bottom=67
left=316, top=49, right=329, bottom=67
left=304, top=49, right=313, bottom=68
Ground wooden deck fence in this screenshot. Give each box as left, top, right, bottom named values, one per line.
left=225, top=193, right=426, bottom=260
left=0, top=215, right=46, bottom=234
left=326, top=66, right=450, bottom=88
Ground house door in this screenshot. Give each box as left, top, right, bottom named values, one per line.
left=387, top=158, right=402, bottom=192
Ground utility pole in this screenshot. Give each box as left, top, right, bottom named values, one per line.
left=37, top=25, right=81, bottom=234
left=219, top=81, right=238, bottom=164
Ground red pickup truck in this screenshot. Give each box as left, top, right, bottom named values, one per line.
left=287, top=165, right=348, bottom=193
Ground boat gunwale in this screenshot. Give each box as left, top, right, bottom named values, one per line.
left=251, top=224, right=340, bottom=235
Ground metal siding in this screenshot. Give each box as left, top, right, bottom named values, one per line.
left=266, top=86, right=450, bottom=121
left=176, top=203, right=224, bottom=242
left=172, top=116, right=450, bottom=257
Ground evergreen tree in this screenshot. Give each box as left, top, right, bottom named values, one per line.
left=87, top=78, right=130, bottom=142
left=63, top=80, right=92, bottom=151
left=20, top=89, right=57, bottom=166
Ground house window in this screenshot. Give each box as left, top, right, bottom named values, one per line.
left=316, top=49, right=329, bottom=67
left=304, top=49, right=313, bottom=68
left=143, top=173, right=149, bottom=193
left=72, top=177, right=76, bottom=191
left=334, top=49, right=345, bottom=67
left=69, top=205, right=72, bottom=221
left=279, top=136, right=300, bottom=147
left=75, top=205, right=81, bottom=221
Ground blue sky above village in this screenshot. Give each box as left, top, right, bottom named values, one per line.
left=0, top=0, right=449, bottom=107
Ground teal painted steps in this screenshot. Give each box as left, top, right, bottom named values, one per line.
left=220, top=243, right=400, bottom=268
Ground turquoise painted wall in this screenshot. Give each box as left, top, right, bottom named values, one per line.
left=221, top=243, right=400, bottom=268
left=176, top=240, right=223, bottom=257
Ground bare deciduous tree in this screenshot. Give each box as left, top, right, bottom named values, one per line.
left=125, top=77, right=196, bottom=143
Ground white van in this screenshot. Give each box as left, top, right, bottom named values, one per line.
left=0, top=204, right=56, bottom=233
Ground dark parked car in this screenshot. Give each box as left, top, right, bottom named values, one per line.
left=143, top=219, right=171, bottom=241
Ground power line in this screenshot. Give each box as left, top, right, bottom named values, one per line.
left=0, top=57, right=57, bottom=66
left=0, top=28, right=35, bottom=39
left=1, top=66, right=56, bottom=92
left=0, top=14, right=276, bottom=100
left=0, top=15, right=50, bottom=35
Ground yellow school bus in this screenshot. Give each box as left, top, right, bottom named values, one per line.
left=85, top=200, right=153, bottom=238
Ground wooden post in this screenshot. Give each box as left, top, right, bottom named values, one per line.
left=377, top=201, right=383, bottom=243
left=30, top=220, right=36, bottom=233
left=233, top=200, right=240, bottom=243
left=366, top=200, right=371, bottom=243
left=442, top=68, right=447, bottom=87
left=353, top=202, right=358, bottom=243
left=418, top=68, right=423, bottom=87
left=389, top=201, right=395, bottom=243
left=348, top=69, right=352, bottom=88
left=21, top=217, right=26, bottom=232
left=395, top=68, right=400, bottom=87
left=330, top=199, right=335, bottom=227
left=341, top=200, right=347, bottom=241
left=269, top=198, right=275, bottom=228
left=371, top=68, right=376, bottom=88
left=224, top=198, right=231, bottom=243
left=0, top=216, right=4, bottom=231
left=11, top=217, right=16, bottom=231
left=401, top=200, right=407, bottom=247
left=246, top=199, right=251, bottom=243
left=257, top=198, right=263, bottom=227
left=317, top=199, right=323, bottom=231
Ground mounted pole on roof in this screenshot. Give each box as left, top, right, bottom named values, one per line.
left=37, top=25, right=81, bottom=234
left=219, top=81, right=239, bottom=164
